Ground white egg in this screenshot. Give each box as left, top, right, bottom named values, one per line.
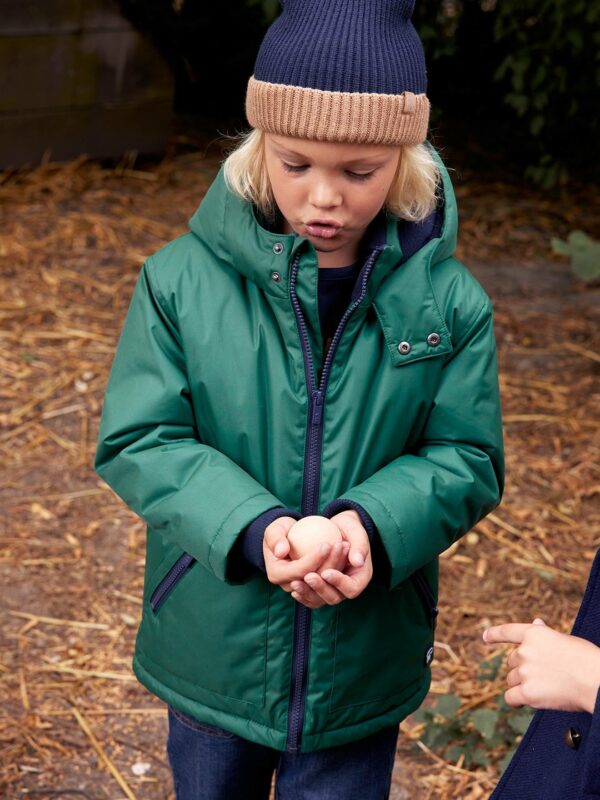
left=287, top=515, right=343, bottom=559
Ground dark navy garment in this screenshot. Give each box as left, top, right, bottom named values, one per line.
left=167, top=702, right=399, bottom=800
left=318, top=260, right=362, bottom=361
left=489, top=547, right=600, bottom=799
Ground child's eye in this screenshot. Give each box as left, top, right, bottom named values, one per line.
left=282, top=162, right=307, bottom=173
left=281, top=162, right=374, bottom=181
left=346, top=171, right=374, bottom=181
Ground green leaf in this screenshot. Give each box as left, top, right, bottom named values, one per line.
left=470, top=747, right=492, bottom=767
left=411, top=707, right=435, bottom=724
left=434, top=694, right=462, bottom=719
left=529, top=114, right=544, bottom=136
left=507, top=708, right=534, bottom=735
left=551, top=236, right=571, bottom=255
left=499, top=745, right=518, bottom=774
left=444, top=744, right=466, bottom=763
left=478, top=653, right=504, bottom=681
left=422, top=725, right=452, bottom=750
left=470, top=709, right=500, bottom=741
left=567, top=29, right=584, bottom=53
left=552, top=230, right=600, bottom=280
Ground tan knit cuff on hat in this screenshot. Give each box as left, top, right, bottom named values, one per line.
left=245, top=75, right=430, bottom=146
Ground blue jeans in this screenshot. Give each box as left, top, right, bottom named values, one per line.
left=167, top=704, right=400, bottom=800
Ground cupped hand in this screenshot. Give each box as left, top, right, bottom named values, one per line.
left=294, top=510, right=373, bottom=609
left=263, top=516, right=349, bottom=601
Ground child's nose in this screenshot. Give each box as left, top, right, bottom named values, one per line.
left=308, top=181, right=342, bottom=209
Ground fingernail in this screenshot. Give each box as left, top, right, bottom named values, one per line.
left=482, top=629, right=489, bottom=642
left=353, top=552, right=364, bottom=566
left=322, top=571, right=333, bottom=581
left=274, top=542, right=286, bottom=557
left=320, top=543, right=330, bottom=555
left=305, top=577, right=317, bottom=587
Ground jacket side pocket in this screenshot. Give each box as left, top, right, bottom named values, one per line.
left=410, top=568, right=439, bottom=632
left=150, top=552, right=196, bottom=613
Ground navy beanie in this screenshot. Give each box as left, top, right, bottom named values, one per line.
left=245, top=0, right=430, bottom=145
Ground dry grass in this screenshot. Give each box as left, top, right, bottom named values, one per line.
left=1, top=145, right=599, bottom=799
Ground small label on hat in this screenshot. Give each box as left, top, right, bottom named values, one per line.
left=402, top=91, right=416, bottom=115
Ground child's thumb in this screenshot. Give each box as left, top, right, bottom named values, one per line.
left=274, top=540, right=288, bottom=558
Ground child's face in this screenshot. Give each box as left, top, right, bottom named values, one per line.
left=264, top=133, right=401, bottom=267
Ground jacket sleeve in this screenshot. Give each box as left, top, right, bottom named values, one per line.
left=94, top=258, right=296, bottom=586
left=322, top=299, right=505, bottom=591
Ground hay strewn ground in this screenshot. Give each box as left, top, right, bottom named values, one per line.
left=1, top=145, right=599, bottom=799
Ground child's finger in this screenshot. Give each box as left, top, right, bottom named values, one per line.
left=274, top=539, right=289, bottom=558
left=334, top=515, right=369, bottom=567
left=269, top=543, right=332, bottom=583
left=506, top=667, right=521, bottom=688
left=532, top=617, right=546, bottom=626
left=504, top=686, right=526, bottom=708
left=482, top=623, right=532, bottom=645
left=302, top=572, right=346, bottom=605
left=319, top=564, right=369, bottom=600
left=318, top=541, right=349, bottom=573
left=290, top=580, right=324, bottom=606
left=263, top=516, right=296, bottom=558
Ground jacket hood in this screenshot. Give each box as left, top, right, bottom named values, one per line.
left=188, top=142, right=458, bottom=302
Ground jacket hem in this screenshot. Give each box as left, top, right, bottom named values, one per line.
left=302, top=669, right=432, bottom=752
left=133, top=648, right=431, bottom=754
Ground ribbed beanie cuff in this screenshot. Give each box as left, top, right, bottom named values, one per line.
left=246, top=76, right=430, bottom=145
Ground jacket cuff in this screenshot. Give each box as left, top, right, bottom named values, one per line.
left=321, top=498, right=391, bottom=588
left=321, top=498, right=377, bottom=542
left=228, top=506, right=302, bottom=580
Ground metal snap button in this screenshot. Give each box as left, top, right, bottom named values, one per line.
left=427, top=332, right=441, bottom=347
left=398, top=341, right=411, bottom=355
left=271, top=271, right=282, bottom=282
left=272, top=242, right=284, bottom=254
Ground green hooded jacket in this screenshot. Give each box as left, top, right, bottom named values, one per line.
left=94, top=144, right=504, bottom=753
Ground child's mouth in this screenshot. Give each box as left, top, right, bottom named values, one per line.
left=305, top=223, right=342, bottom=239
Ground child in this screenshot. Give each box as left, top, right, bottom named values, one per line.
left=483, top=549, right=600, bottom=799
left=94, top=1, right=505, bottom=797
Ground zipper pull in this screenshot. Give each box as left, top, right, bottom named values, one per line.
left=311, top=390, right=324, bottom=426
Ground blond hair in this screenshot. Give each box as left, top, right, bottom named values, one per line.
left=221, top=127, right=441, bottom=224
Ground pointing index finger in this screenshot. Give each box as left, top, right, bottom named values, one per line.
left=483, top=623, right=533, bottom=645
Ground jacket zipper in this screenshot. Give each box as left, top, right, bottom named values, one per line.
left=150, top=552, right=196, bottom=613
left=286, top=244, right=384, bottom=752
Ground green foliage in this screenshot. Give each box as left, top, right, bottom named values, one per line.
left=411, top=658, right=534, bottom=772
left=411, top=0, right=599, bottom=187
left=247, top=0, right=280, bottom=22
left=552, top=231, right=600, bottom=281
left=491, top=0, right=600, bottom=187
